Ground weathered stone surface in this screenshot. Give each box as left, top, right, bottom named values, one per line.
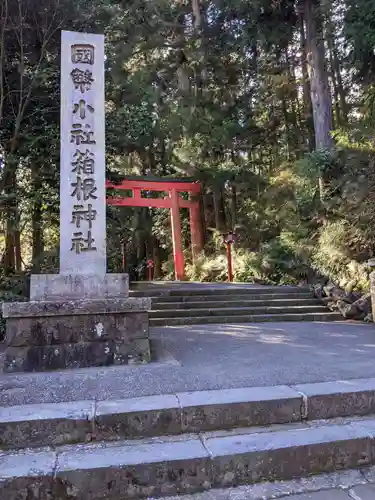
left=0, top=400, right=94, bottom=449
left=55, top=438, right=211, bottom=499
left=1, top=417, right=375, bottom=499
left=3, top=297, right=150, bottom=319
left=350, top=484, right=375, bottom=500
left=337, top=300, right=361, bottom=319
left=30, top=274, right=129, bottom=301
left=287, top=491, right=350, bottom=499
left=4, top=310, right=149, bottom=347
left=178, top=386, right=302, bottom=432
left=295, top=379, right=375, bottom=419
left=3, top=339, right=150, bottom=373
left=206, top=423, right=372, bottom=488
left=95, top=395, right=181, bottom=440
left=112, top=339, right=151, bottom=365
left=0, top=450, right=56, bottom=500
left=60, top=31, right=106, bottom=277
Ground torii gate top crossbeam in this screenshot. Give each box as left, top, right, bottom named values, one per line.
left=106, top=178, right=203, bottom=280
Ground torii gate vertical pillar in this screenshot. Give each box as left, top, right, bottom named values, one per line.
left=170, top=188, right=185, bottom=280
left=107, top=178, right=203, bottom=281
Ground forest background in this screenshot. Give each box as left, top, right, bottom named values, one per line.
left=1, top=0, right=375, bottom=301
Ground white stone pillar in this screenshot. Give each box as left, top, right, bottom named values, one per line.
left=60, top=30, right=106, bottom=276
left=30, top=30, right=128, bottom=301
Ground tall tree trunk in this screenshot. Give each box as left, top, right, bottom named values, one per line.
left=3, top=167, right=17, bottom=275
left=327, top=28, right=348, bottom=125
left=328, top=42, right=341, bottom=127
left=303, top=0, right=333, bottom=202
left=230, top=182, right=237, bottom=230
left=192, top=0, right=208, bottom=96
left=299, top=9, right=315, bottom=151
left=213, top=185, right=226, bottom=233
left=284, top=47, right=300, bottom=156
left=31, top=163, right=44, bottom=273
left=303, top=0, right=333, bottom=150
left=334, top=48, right=348, bottom=124
left=14, top=225, right=21, bottom=272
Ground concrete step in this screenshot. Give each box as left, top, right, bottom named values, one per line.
left=145, top=468, right=375, bottom=499
left=150, top=312, right=342, bottom=326
left=151, top=298, right=320, bottom=310
left=3, top=377, right=375, bottom=450
left=150, top=305, right=328, bottom=318
left=3, top=416, right=375, bottom=499
left=131, top=286, right=310, bottom=298
left=150, top=292, right=315, bottom=303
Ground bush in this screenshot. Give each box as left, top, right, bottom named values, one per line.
left=311, top=221, right=370, bottom=291
left=185, top=244, right=310, bottom=285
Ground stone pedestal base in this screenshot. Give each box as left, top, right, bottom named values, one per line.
left=30, top=273, right=129, bottom=301
left=2, top=297, right=151, bottom=373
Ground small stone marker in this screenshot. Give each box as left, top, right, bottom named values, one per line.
left=60, top=31, right=106, bottom=276
left=1, top=31, right=151, bottom=373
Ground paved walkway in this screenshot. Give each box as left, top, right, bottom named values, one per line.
left=148, top=468, right=375, bottom=499
left=0, top=321, right=375, bottom=407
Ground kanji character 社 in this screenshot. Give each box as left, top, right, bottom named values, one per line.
left=70, top=230, right=97, bottom=254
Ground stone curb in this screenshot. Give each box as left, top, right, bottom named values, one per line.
left=150, top=312, right=342, bottom=326
left=149, top=292, right=314, bottom=303
left=0, top=385, right=301, bottom=449
left=150, top=298, right=320, bottom=310
left=150, top=305, right=328, bottom=318
left=131, top=287, right=308, bottom=298
left=2, top=377, right=375, bottom=450
left=2, top=297, right=151, bottom=319
left=2, top=418, right=375, bottom=499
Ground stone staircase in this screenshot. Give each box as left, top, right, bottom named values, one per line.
left=130, top=283, right=341, bottom=326
left=3, top=377, right=375, bottom=499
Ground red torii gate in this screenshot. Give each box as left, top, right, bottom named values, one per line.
left=106, top=178, right=204, bottom=280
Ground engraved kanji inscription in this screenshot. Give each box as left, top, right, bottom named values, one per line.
left=70, top=68, right=94, bottom=93
left=71, top=176, right=98, bottom=201
left=73, top=99, right=94, bottom=120
left=70, top=230, right=97, bottom=254
left=71, top=44, right=94, bottom=65
left=71, top=149, right=95, bottom=175
left=70, top=124, right=96, bottom=145
left=71, top=204, right=97, bottom=228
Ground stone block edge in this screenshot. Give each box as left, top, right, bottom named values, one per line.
left=2, top=297, right=151, bottom=318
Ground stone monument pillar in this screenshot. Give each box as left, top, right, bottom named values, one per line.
left=1, top=31, right=151, bottom=372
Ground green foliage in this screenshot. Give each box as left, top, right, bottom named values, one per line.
left=311, top=221, right=370, bottom=291
left=296, top=150, right=338, bottom=181
left=1, top=0, right=375, bottom=298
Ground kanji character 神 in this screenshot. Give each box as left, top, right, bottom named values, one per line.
left=71, top=149, right=95, bottom=175
left=71, top=176, right=97, bottom=201
left=70, top=68, right=94, bottom=93
left=71, top=204, right=97, bottom=229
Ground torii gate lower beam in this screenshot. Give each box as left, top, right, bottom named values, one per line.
left=106, top=179, right=204, bottom=280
